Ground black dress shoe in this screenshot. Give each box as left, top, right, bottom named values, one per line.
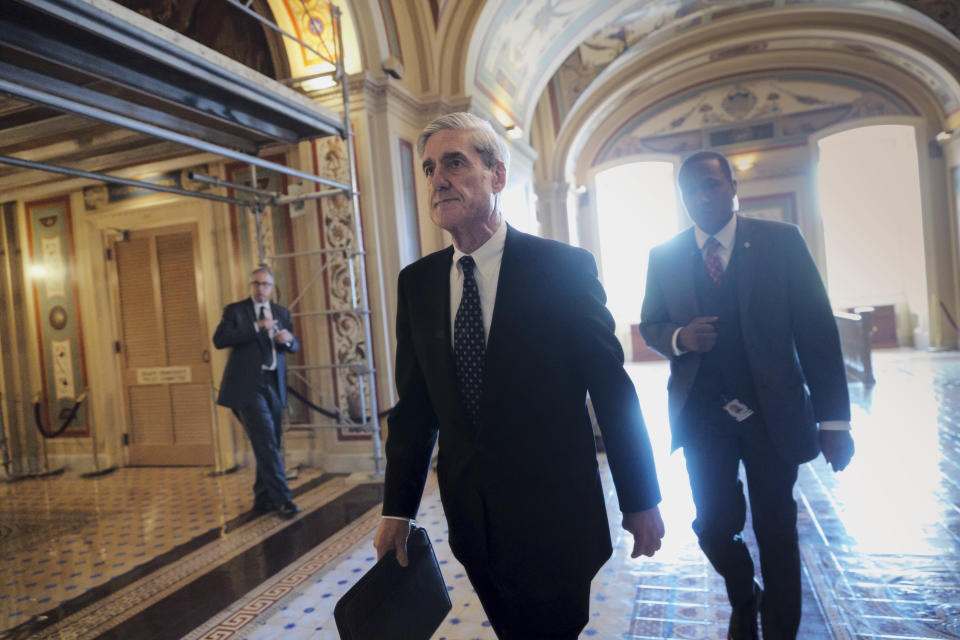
left=277, top=501, right=301, bottom=519
left=252, top=502, right=276, bottom=515
left=728, top=582, right=762, bottom=640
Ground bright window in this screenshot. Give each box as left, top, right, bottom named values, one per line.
left=594, top=161, right=681, bottom=338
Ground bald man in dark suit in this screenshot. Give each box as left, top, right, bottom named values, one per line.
left=640, top=151, right=854, bottom=640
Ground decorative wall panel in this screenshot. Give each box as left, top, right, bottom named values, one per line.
left=312, top=135, right=372, bottom=441
left=26, top=197, right=87, bottom=436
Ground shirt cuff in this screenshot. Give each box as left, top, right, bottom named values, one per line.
left=381, top=515, right=412, bottom=522
left=819, top=420, right=851, bottom=431
left=671, top=327, right=686, bottom=356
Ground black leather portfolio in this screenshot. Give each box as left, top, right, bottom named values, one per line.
left=334, top=526, right=452, bottom=640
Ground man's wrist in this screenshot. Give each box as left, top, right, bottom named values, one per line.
left=381, top=514, right=412, bottom=522
left=671, top=327, right=686, bottom=356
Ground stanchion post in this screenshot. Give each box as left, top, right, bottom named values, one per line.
left=210, top=380, right=223, bottom=474
left=0, top=392, right=12, bottom=479
left=80, top=388, right=117, bottom=478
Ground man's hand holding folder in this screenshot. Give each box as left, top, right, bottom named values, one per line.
left=374, top=517, right=412, bottom=566
left=334, top=525, right=451, bottom=640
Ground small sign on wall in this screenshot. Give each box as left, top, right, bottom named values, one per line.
left=136, top=366, right=192, bottom=384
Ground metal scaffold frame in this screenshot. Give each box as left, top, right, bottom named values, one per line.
left=220, top=2, right=383, bottom=475
left=0, top=0, right=383, bottom=477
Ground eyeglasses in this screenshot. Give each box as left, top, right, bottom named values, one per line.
left=251, top=281, right=274, bottom=287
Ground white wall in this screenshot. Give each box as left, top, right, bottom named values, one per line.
left=817, top=124, right=928, bottom=345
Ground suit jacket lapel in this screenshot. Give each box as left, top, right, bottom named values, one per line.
left=673, top=227, right=701, bottom=319
left=269, top=302, right=279, bottom=328
left=428, top=247, right=458, bottom=394
left=485, top=224, right=519, bottom=358
left=733, top=215, right=756, bottom=318
left=249, top=299, right=270, bottom=363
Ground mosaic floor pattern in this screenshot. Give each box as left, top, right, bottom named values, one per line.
left=2, top=349, right=959, bottom=639
left=187, top=349, right=960, bottom=640
left=0, top=465, right=331, bottom=638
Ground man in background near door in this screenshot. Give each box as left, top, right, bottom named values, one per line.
left=640, top=150, right=854, bottom=640
left=375, top=112, right=664, bottom=640
left=214, top=266, right=301, bottom=519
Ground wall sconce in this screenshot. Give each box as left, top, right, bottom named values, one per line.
left=935, top=129, right=955, bottom=145
left=505, top=125, right=523, bottom=140
left=731, top=154, right=757, bottom=172
left=381, top=56, right=404, bottom=80
left=28, top=264, right=47, bottom=279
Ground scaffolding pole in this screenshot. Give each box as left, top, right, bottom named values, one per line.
left=0, top=0, right=384, bottom=478
left=235, top=1, right=384, bottom=475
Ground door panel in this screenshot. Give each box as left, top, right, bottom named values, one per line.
left=171, top=384, right=212, bottom=444
left=114, top=224, right=213, bottom=466
left=116, top=237, right=163, bottom=368
left=128, top=385, right=173, bottom=445
left=157, top=233, right=205, bottom=365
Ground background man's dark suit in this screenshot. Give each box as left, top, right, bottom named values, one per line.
left=214, top=297, right=299, bottom=513
left=641, top=215, right=849, bottom=459
left=384, top=224, right=662, bottom=637
left=641, top=212, right=851, bottom=639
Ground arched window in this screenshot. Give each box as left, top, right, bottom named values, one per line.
left=593, top=161, right=681, bottom=349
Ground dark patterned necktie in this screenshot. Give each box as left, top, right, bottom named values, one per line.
left=454, top=256, right=485, bottom=425
left=258, top=305, right=273, bottom=368
left=703, top=236, right=724, bottom=284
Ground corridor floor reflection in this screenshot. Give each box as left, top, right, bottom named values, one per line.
left=3, top=348, right=958, bottom=639
left=191, top=349, right=960, bottom=639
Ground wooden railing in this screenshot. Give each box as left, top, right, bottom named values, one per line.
left=835, top=307, right=875, bottom=384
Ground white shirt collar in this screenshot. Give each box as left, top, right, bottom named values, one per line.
left=452, top=222, right=507, bottom=275
left=694, top=213, right=737, bottom=250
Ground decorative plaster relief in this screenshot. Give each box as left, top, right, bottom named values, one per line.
left=312, top=135, right=372, bottom=441
left=51, top=339, right=77, bottom=401
left=26, top=198, right=88, bottom=436
left=540, top=1, right=960, bottom=133
left=595, top=74, right=913, bottom=165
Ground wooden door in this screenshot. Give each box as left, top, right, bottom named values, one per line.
left=113, top=224, right=214, bottom=465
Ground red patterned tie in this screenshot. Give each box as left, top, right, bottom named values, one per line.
left=703, top=236, right=724, bottom=284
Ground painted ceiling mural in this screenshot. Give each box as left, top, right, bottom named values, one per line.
left=470, top=0, right=960, bottom=131
left=558, top=29, right=959, bottom=170
left=592, top=72, right=915, bottom=165
left=471, top=0, right=631, bottom=127
left=557, top=33, right=959, bottom=138
left=269, top=0, right=367, bottom=77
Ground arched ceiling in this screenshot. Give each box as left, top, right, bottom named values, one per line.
left=464, top=0, right=960, bottom=135
left=557, top=26, right=960, bottom=181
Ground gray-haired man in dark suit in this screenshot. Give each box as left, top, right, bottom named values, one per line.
left=214, top=266, right=300, bottom=519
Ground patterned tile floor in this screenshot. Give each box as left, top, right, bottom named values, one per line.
left=0, top=462, right=330, bottom=637
left=2, top=348, right=959, bottom=639
left=187, top=348, right=960, bottom=639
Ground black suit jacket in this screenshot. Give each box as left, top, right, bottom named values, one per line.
left=640, top=215, right=850, bottom=463
left=383, top=225, right=661, bottom=597
left=213, top=299, right=299, bottom=409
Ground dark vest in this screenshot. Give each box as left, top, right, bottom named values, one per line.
left=686, top=246, right=760, bottom=419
